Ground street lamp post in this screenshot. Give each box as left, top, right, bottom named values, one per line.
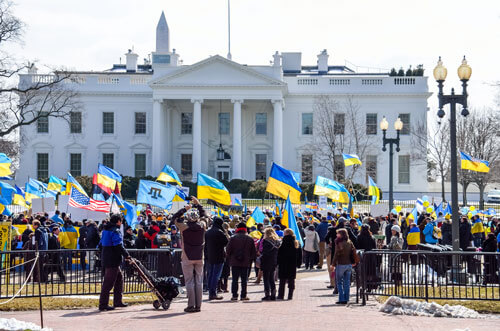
left=433, top=56, right=471, bottom=252
left=380, top=116, right=404, bottom=212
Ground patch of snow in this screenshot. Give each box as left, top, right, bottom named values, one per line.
left=379, top=296, right=482, bottom=319
left=0, top=318, right=52, bottom=331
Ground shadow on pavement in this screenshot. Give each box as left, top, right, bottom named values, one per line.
left=133, top=312, right=187, bottom=319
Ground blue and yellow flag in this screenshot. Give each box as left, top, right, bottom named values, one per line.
left=460, top=152, right=490, bottom=173
left=313, top=176, right=349, bottom=203
left=266, top=163, right=302, bottom=204
left=113, top=193, right=138, bottom=229
left=0, top=197, right=12, bottom=216
left=368, top=176, right=380, bottom=205
left=0, top=181, right=15, bottom=204
left=137, top=180, right=177, bottom=209
left=172, top=186, right=187, bottom=202
left=66, top=173, right=88, bottom=196
left=157, top=164, right=182, bottom=186
left=47, top=176, right=66, bottom=193
left=247, top=206, right=265, bottom=228
left=13, top=185, right=28, bottom=208
left=274, top=200, right=281, bottom=217
left=471, top=219, right=484, bottom=235
left=343, top=153, right=362, bottom=166
left=0, top=153, right=12, bottom=177
left=282, top=195, right=304, bottom=247
left=59, top=225, right=79, bottom=249
left=407, top=207, right=418, bottom=225
left=244, top=202, right=247, bottom=215
left=407, top=227, right=421, bottom=245
left=197, top=173, right=232, bottom=206
left=444, top=203, right=452, bottom=216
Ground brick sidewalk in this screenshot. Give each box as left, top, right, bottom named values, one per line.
left=3, top=270, right=498, bottom=331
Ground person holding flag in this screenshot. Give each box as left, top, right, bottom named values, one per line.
left=277, top=228, right=300, bottom=300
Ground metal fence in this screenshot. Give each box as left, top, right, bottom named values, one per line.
left=358, top=250, right=500, bottom=304
left=0, top=248, right=183, bottom=299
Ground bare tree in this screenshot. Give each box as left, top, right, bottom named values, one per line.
left=0, top=0, right=80, bottom=142
left=412, top=119, right=450, bottom=201
left=458, top=110, right=500, bottom=209
left=310, top=95, right=375, bottom=198
left=456, top=114, right=475, bottom=205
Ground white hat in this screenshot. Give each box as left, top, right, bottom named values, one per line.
left=391, top=225, right=401, bottom=233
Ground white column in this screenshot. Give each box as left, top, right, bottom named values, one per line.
left=231, top=99, right=243, bottom=179
left=191, top=98, right=203, bottom=182
left=272, top=99, right=283, bottom=165
left=152, top=99, right=162, bottom=175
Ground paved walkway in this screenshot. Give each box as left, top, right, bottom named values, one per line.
left=3, top=270, right=498, bottom=331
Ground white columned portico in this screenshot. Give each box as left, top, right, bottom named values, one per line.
left=272, top=99, right=283, bottom=165
left=152, top=99, right=162, bottom=175
left=191, top=98, right=203, bottom=182
left=231, top=99, right=243, bottom=179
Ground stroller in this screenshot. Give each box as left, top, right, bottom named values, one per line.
left=129, top=258, right=181, bottom=310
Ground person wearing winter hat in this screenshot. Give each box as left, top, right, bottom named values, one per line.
left=225, top=222, right=256, bottom=301
left=388, top=225, right=403, bottom=250
left=205, top=217, right=229, bottom=300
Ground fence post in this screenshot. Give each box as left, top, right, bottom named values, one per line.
left=35, top=242, right=44, bottom=329
left=424, top=253, right=429, bottom=302
left=361, top=252, right=366, bottom=305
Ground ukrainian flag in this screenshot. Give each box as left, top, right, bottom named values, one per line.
left=274, top=200, right=281, bottom=217
left=47, top=175, right=66, bottom=193
left=217, top=207, right=229, bottom=217
left=172, top=186, right=187, bottom=202
left=25, top=182, right=40, bottom=204
left=368, top=176, right=380, bottom=205
left=113, top=193, right=138, bottom=228
left=443, top=203, right=452, bottom=216
left=0, top=197, right=11, bottom=216
left=249, top=230, right=262, bottom=239
left=13, top=185, right=28, bottom=208
left=343, top=153, right=362, bottom=167
left=313, top=176, right=349, bottom=203
left=407, top=207, right=418, bottom=225
left=157, top=164, right=182, bottom=186
left=282, top=195, right=303, bottom=247
left=407, top=227, right=421, bottom=245
left=471, top=219, right=484, bottom=235
left=197, top=173, right=232, bottom=207
left=266, top=163, right=302, bottom=204
left=0, top=181, right=15, bottom=204
left=460, top=152, right=490, bottom=173
left=60, top=226, right=79, bottom=249
left=65, top=173, right=88, bottom=196
left=246, top=207, right=265, bottom=228
left=0, top=153, right=12, bottom=177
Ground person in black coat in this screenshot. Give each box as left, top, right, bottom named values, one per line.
left=356, top=224, right=378, bottom=291
left=204, top=217, right=229, bottom=300
left=482, top=233, right=498, bottom=284
left=47, top=226, right=66, bottom=282
left=459, top=217, right=472, bottom=250
left=85, top=221, right=100, bottom=249
left=261, top=228, right=280, bottom=301
left=440, top=217, right=452, bottom=246
left=277, top=229, right=299, bottom=300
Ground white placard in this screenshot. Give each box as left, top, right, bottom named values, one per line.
left=230, top=194, right=242, bottom=205
left=369, top=203, right=390, bottom=217
left=57, top=195, right=69, bottom=213
left=170, top=201, right=188, bottom=212
left=31, top=197, right=56, bottom=214
left=318, top=196, right=327, bottom=209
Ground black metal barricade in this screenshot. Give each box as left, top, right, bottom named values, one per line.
left=357, top=250, right=500, bottom=305
left=0, top=248, right=183, bottom=299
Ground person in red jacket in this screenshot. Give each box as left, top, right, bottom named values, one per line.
left=144, top=222, right=160, bottom=248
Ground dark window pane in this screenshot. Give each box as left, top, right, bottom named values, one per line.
left=301, top=155, right=313, bottom=182
left=334, top=155, right=345, bottom=181
left=135, top=112, right=146, bottom=134
left=102, top=153, right=114, bottom=169
left=334, top=113, right=345, bottom=135
left=219, top=112, right=230, bottom=135
left=366, top=155, right=377, bottom=183
left=302, top=113, right=313, bottom=135
left=103, top=112, right=114, bottom=134
left=181, top=154, right=192, bottom=177
left=398, top=155, right=410, bottom=184
left=37, top=112, right=49, bottom=133
left=135, top=153, right=146, bottom=177
left=366, top=113, right=377, bottom=135
left=399, top=113, right=410, bottom=135
left=255, top=154, right=267, bottom=180
left=70, top=153, right=82, bottom=176
left=256, top=113, right=267, bottom=135
left=70, top=112, right=82, bottom=134
left=181, top=113, right=193, bottom=134
left=37, top=153, right=49, bottom=179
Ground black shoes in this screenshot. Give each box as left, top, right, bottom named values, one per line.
left=335, top=301, right=347, bottom=305
left=98, top=306, right=115, bottom=311
left=114, top=303, right=128, bottom=308
left=184, top=306, right=199, bottom=313
left=208, top=295, right=223, bottom=300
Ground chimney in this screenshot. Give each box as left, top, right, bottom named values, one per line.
left=125, top=49, right=138, bottom=72
left=317, top=49, right=329, bottom=74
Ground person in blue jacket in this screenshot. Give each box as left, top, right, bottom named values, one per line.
left=98, top=214, right=130, bottom=311
left=423, top=218, right=438, bottom=244
left=315, top=216, right=330, bottom=269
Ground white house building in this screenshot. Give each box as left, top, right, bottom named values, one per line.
left=17, top=12, right=431, bottom=194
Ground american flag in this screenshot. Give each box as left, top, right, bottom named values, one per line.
left=69, top=188, right=110, bottom=213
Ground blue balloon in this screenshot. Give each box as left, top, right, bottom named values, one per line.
left=422, top=195, right=429, bottom=202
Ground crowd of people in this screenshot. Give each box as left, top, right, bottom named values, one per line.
left=2, top=199, right=500, bottom=312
